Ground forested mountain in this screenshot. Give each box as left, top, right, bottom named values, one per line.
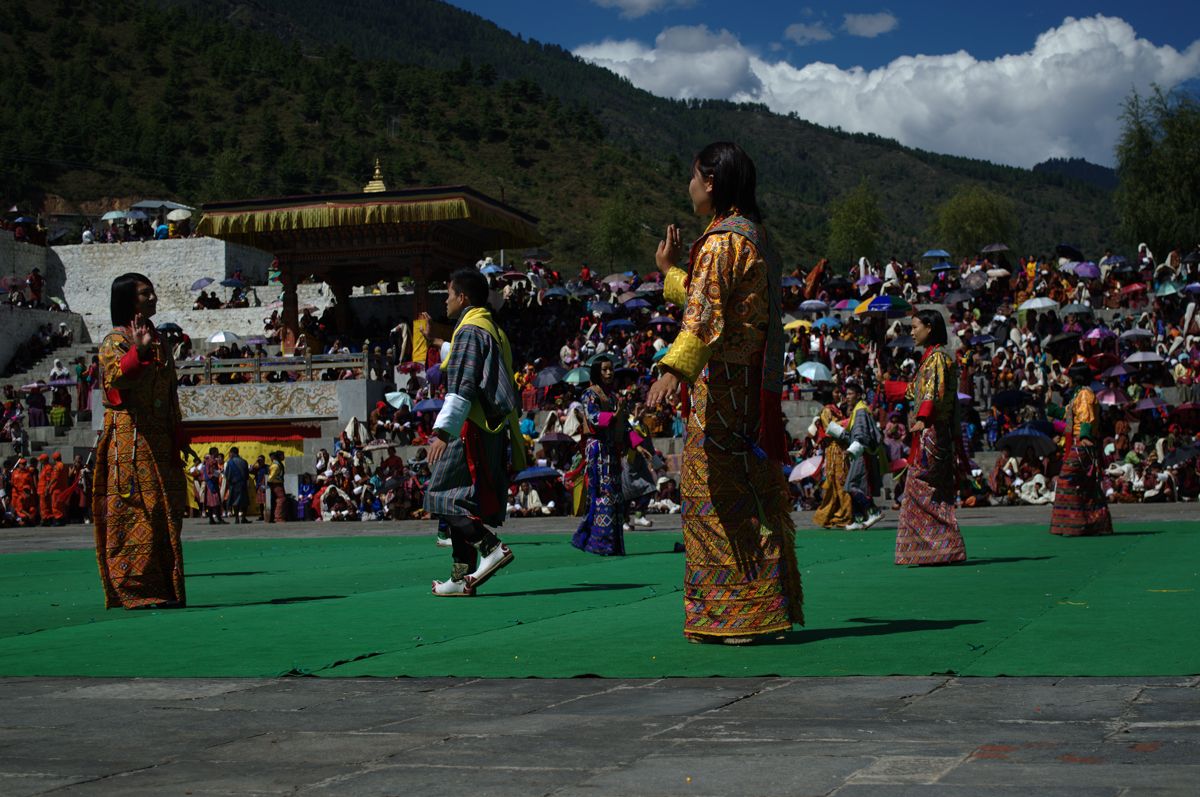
left=1033, top=158, right=1118, bottom=191
left=1, top=0, right=1120, bottom=268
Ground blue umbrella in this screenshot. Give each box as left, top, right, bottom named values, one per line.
left=799, top=300, right=829, bottom=313
left=969, top=334, right=996, bottom=346
left=481, top=265, right=503, bottom=275
left=648, top=316, right=677, bottom=326
left=589, top=300, right=616, bottom=315
left=623, top=298, right=652, bottom=310
left=997, top=427, right=1056, bottom=459
left=813, top=317, right=841, bottom=329
left=923, top=249, right=950, bottom=259
left=605, top=319, right=635, bottom=331
left=534, top=366, right=566, bottom=387
left=572, top=286, right=596, bottom=298
left=191, top=277, right=215, bottom=291
left=544, top=286, right=570, bottom=298
left=587, top=352, right=620, bottom=365
left=781, top=276, right=803, bottom=288
left=514, top=466, right=562, bottom=483
left=156, top=322, right=182, bottom=333
left=13, top=216, right=35, bottom=224
left=220, top=278, right=245, bottom=288
left=413, top=399, right=444, bottom=413
left=930, top=261, right=955, bottom=272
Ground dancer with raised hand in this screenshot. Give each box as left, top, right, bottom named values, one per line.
left=425, top=269, right=526, bottom=597
left=94, top=273, right=196, bottom=609
left=646, top=141, right=803, bottom=645
left=895, top=310, right=967, bottom=566
left=1049, top=363, right=1113, bottom=537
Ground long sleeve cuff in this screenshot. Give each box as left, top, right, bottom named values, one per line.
left=1078, top=422, right=1093, bottom=440
left=118, top=346, right=151, bottom=379
left=433, top=393, right=472, bottom=439
left=659, top=329, right=711, bottom=383
left=917, top=400, right=935, bottom=421
left=663, top=267, right=689, bottom=306
left=847, top=440, right=864, bottom=459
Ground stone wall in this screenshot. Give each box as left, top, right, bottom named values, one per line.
left=0, top=306, right=90, bottom=374
left=49, top=238, right=275, bottom=342
left=0, top=237, right=50, bottom=290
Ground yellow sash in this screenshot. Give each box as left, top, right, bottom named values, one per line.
left=447, top=306, right=527, bottom=471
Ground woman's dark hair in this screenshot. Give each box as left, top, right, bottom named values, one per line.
left=693, top=142, right=762, bottom=223
left=449, top=268, right=490, bottom=308
left=110, top=272, right=152, bottom=326
left=589, top=357, right=613, bottom=386
left=914, top=309, right=948, bottom=346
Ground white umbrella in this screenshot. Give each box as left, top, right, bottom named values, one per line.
left=789, top=455, right=823, bottom=482
left=1124, top=351, right=1163, bottom=365
left=167, top=208, right=192, bottom=221
left=100, top=210, right=126, bottom=221
left=207, top=331, right=241, bottom=344
left=797, top=361, right=832, bottom=382
left=986, top=268, right=1010, bottom=278
left=1018, top=297, right=1059, bottom=311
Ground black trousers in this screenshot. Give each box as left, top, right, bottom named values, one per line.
left=444, top=515, right=500, bottom=569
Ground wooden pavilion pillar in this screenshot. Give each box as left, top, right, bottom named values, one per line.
left=280, top=263, right=299, bottom=355
left=329, top=278, right=352, bottom=335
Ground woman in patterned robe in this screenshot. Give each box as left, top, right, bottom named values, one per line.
left=647, top=142, right=803, bottom=645
left=1049, top=364, right=1113, bottom=536
left=571, top=359, right=627, bottom=555
left=811, top=392, right=854, bottom=528
left=895, top=310, right=967, bottom=566
left=93, top=273, right=194, bottom=609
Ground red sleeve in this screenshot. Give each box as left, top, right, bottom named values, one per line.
left=917, top=400, right=935, bottom=421
left=118, top=346, right=151, bottom=378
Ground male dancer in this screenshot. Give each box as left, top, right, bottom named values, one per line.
left=841, top=381, right=885, bottom=529
left=425, top=269, right=526, bottom=596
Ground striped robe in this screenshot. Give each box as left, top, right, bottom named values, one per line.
left=423, top=324, right=518, bottom=527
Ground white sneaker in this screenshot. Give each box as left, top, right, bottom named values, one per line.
left=633, top=516, right=653, bottom=528
left=863, top=512, right=883, bottom=529
left=622, top=522, right=633, bottom=532
left=845, top=520, right=865, bottom=530
left=465, top=543, right=513, bottom=589
left=431, top=579, right=474, bottom=597
left=435, top=535, right=453, bottom=548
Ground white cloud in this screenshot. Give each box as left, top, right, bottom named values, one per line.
left=574, top=15, right=1200, bottom=167
left=843, top=12, right=898, bottom=38
left=785, top=22, right=834, bottom=46
left=591, top=0, right=695, bottom=19
left=575, top=25, right=762, bottom=100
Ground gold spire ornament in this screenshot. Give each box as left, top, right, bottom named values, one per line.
left=363, top=158, right=388, bottom=193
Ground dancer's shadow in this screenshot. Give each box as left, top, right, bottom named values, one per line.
left=486, top=583, right=650, bottom=597
left=766, top=616, right=984, bottom=645
left=189, top=595, right=346, bottom=609
left=961, top=555, right=1055, bottom=566
left=1111, top=530, right=1162, bottom=536
left=190, top=571, right=271, bottom=577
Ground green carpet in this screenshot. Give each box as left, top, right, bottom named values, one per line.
left=0, top=522, right=1196, bottom=678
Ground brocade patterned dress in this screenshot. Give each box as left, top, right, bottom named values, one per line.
left=660, top=215, right=804, bottom=640
left=1049, top=386, right=1113, bottom=536
left=895, top=346, right=967, bottom=565
left=93, top=329, right=188, bottom=608
left=571, top=385, right=626, bottom=556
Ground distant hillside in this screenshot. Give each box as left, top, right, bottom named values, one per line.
left=1, top=0, right=1121, bottom=270
left=1033, top=158, right=1118, bottom=191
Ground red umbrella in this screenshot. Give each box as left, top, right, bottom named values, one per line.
left=1121, top=283, right=1147, bottom=295
left=789, top=455, right=823, bottom=482
left=1168, top=402, right=1200, bottom=425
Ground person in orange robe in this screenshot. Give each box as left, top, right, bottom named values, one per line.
left=50, top=451, right=74, bottom=526
left=10, top=459, right=38, bottom=526
left=36, top=453, right=53, bottom=526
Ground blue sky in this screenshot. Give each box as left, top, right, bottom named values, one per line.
left=447, top=1, right=1200, bottom=167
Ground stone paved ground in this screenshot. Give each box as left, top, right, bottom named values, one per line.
left=2, top=505, right=1196, bottom=795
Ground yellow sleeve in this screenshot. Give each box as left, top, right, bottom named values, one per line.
left=663, top=267, right=689, bottom=307
left=98, top=332, right=143, bottom=391
left=659, top=233, right=739, bottom=382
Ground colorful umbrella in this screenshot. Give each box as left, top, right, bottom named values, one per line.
left=784, top=319, right=812, bottom=331
left=1084, top=327, right=1115, bottom=340
left=855, top=295, right=912, bottom=315
left=833, top=299, right=859, bottom=311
